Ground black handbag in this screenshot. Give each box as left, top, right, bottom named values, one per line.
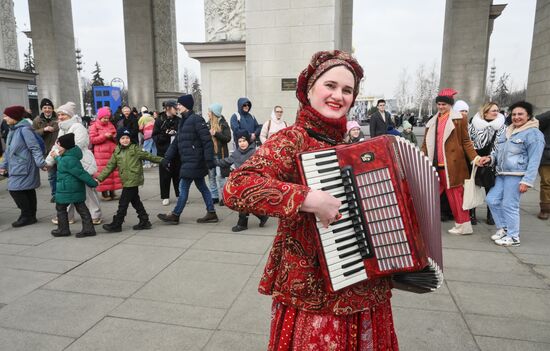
left=474, top=132, right=498, bottom=188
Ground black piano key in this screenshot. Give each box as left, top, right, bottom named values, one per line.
left=320, top=175, right=344, bottom=183
left=333, top=223, right=354, bottom=233
left=318, top=166, right=340, bottom=174
left=339, top=248, right=360, bottom=259
left=313, top=151, right=337, bottom=159
left=342, top=258, right=363, bottom=269
left=316, top=159, right=337, bottom=166
left=321, top=183, right=344, bottom=191
left=334, top=233, right=355, bottom=243
left=343, top=266, right=365, bottom=277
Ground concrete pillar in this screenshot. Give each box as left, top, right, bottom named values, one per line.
left=0, top=0, right=20, bottom=70
left=526, top=0, right=550, bottom=114
left=123, top=0, right=179, bottom=111
left=245, top=0, right=354, bottom=121
left=28, top=0, right=80, bottom=109
left=439, top=0, right=505, bottom=111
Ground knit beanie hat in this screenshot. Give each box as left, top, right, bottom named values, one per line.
left=164, top=100, right=177, bottom=108
left=435, top=88, right=458, bottom=105
left=40, top=98, right=54, bottom=109
left=402, top=120, right=412, bottom=130
left=57, top=102, right=77, bottom=117
left=116, top=127, right=132, bottom=143
left=453, top=100, right=469, bottom=112
left=235, top=130, right=251, bottom=143
left=346, top=120, right=361, bottom=133
left=177, top=94, right=194, bottom=110
left=296, top=50, right=364, bottom=107
left=3, top=105, right=27, bottom=121
left=97, top=106, right=111, bottom=119
left=57, top=133, right=75, bottom=150
left=209, top=103, right=223, bottom=117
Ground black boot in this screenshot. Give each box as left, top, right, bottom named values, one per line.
left=102, top=215, right=124, bottom=232
left=75, top=204, right=96, bottom=238
left=486, top=207, right=495, bottom=225
left=157, top=212, right=180, bottom=224
left=257, top=215, right=268, bottom=227
left=232, top=213, right=248, bottom=232
left=101, top=191, right=111, bottom=201
left=133, top=215, right=152, bottom=230
left=109, top=190, right=119, bottom=200
left=469, top=208, right=478, bottom=225
left=51, top=221, right=71, bottom=237
left=197, top=211, right=219, bottom=223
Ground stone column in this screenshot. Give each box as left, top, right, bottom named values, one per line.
left=439, top=0, right=505, bottom=111
left=0, top=0, right=19, bottom=70
left=28, top=0, right=80, bottom=109
left=526, top=0, right=550, bottom=114
left=245, top=0, right=354, bottom=120
left=123, top=0, right=179, bottom=111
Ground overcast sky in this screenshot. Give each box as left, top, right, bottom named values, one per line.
left=13, top=0, right=535, bottom=97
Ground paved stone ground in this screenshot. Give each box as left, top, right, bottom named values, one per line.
left=0, top=144, right=549, bottom=350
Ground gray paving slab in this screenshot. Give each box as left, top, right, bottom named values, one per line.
left=391, top=284, right=459, bottom=312
left=110, top=298, right=226, bottom=329
left=219, top=278, right=272, bottom=334
left=0, top=327, right=74, bottom=351
left=0, top=254, right=80, bottom=274
left=122, top=234, right=196, bottom=248
left=43, top=275, right=143, bottom=298
left=465, top=314, right=550, bottom=344
left=64, top=317, right=212, bottom=351
left=0, top=267, right=58, bottom=304
left=475, top=335, right=550, bottom=351
left=448, top=281, right=550, bottom=321
left=180, top=248, right=263, bottom=266
left=17, top=235, right=129, bottom=261
left=0, top=229, right=53, bottom=245
left=192, top=232, right=273, bottom=255
left=67, top=243, right=184, bottom=282
left=204, top=331, right=269, bottom=351
left=392, top=307, right=478, bottom=351
left=0, top=243, right=31, bottom=255
left=0, top=289, right=122, bottom=337
left=134, top=259, right=255, bottom=308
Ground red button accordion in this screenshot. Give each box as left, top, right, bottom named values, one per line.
left=297, top=135, right=443, bottom=293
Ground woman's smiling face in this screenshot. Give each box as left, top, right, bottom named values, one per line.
left=308, top=66, right=355, bottom=119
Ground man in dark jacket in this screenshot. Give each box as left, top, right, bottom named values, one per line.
left=229, top=97, right=261, bottom=145
left=116, top=106, right=139, bottom=143
left=32, top=98, right=59, bottom=202
left=158, top=94, right=218, bottom=224
left=152, top=100, right=181, bottom=205
left=369, top=99, right=391, bottom=138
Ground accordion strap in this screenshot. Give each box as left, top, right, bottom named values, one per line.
left=306, top=128, right=337, bottom=146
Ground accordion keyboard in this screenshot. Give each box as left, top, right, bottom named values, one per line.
left=301, top=150, right=371, bottom=291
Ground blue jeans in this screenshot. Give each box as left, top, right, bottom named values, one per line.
left=486, top=175, right=522, bottom=238
left=208, top=157, right=226, bottom=200
left=142, top=139, right=157, bottom=166
left=48, top=164, right=57, bottom=197
left=172, top=177, right=214, bottom=216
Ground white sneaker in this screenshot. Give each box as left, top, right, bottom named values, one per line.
left=448, top=222, right=473, bottom=235
left=495, top=235, right=520, bottom=247
left=491, top=228, right=507, bottom=241
left=162, top=199, right=170, bottom=206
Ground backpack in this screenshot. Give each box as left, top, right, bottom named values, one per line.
left=20, top=127, right=46, bottom=154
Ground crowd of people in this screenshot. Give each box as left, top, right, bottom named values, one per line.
left=0, top=94, right=295, bottom=235
left=1, top=49, right=549, bottom=350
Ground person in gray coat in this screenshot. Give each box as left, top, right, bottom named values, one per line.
left=216, top=130, right=268, bottom=231
left=369, top=99, right=391, bottom=138
left=0, top=106, right=46, bottom=227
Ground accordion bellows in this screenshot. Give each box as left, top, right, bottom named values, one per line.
left=297, top=135, right=443, bottom=293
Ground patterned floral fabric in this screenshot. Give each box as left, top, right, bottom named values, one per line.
left=224, top=105, right=395, bottom=327
left=268, top=302, right=398, bottom=351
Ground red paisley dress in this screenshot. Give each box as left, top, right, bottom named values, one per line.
left=224, top=106, right=399, bottom=350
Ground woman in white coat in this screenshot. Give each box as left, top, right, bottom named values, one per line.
left=46, top=102, right=102, bottom=225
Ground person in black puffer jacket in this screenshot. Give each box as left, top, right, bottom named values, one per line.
left=152, top=100, right=181, bottom=205
left=158, top=94, right=218, bottom=224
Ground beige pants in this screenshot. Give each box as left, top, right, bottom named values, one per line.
left=540, top=165, right=550, bottom=204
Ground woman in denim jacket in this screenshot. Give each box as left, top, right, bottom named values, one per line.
left=485, top=101, right=545, bottom=247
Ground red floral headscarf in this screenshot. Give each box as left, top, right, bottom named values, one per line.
left=296, top=50, right=364, bottom=107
